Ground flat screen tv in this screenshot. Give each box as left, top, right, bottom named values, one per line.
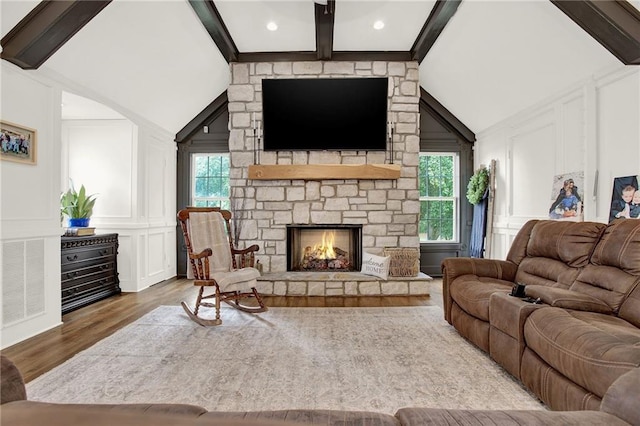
left=262, top=77, right=388, bottom=151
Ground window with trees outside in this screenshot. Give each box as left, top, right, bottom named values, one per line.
left=419, top=153, right=459, bottom=242
left=191, top=153, right=230, bottom=209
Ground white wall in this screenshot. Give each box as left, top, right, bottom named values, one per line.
left=1, top=61, right=178, bottom=349
left=475, top=65, right=640, bottom=259
left=1, top=62, right=63, bottom=348
left=61, top=120, right=177, bottom=292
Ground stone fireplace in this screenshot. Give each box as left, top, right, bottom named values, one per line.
left=287, top=224, right=362, bottom=272
left=225, top=60, right=429, bottom=296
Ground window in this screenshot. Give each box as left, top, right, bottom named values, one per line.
left=191, top=153, right=230, bottom=209
left=418, top=153, right=459, bottom=242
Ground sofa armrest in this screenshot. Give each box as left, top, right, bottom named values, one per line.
left=1, top=355, right=27, bottom=404
left=601, top=368, right=640, bottom=426
left=441, top=258, right=518, bottom=324
left=525, top=285, right=613, bottom=314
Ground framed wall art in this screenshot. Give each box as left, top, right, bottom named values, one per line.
left=548, top=171, right=584, bottom=222
left=609, top=175, right=639, bottom=222
left=1, top=120, right=37, bottom=165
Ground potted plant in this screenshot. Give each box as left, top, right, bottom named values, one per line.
left=60, top=183, right=97, bottom=227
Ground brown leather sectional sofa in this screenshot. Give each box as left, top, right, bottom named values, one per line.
left=442, top=218, right=640, bottom=419
left=2, top=219, right=639, bottom=425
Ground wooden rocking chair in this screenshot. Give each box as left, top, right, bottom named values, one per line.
left=177, top=207, right=267, bottom=326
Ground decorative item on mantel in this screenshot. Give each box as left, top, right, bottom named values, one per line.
left=383, top=247, right=420, bottom=277
left=252, top=112, right=261, bottom=165
left=387, top=114, right=395, bottom=165
left=60, top=181, right=97, bottom=236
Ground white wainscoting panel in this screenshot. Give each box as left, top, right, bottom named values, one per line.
left=1, top=237, right=60, bottom=349
left=147, top=231, right=165, bottom=277
left=2, top=241, right=26, bottom=324
left=146, top=140, right=167, bottom=221
left=25, top=239, right=45, bottom=316
left=64, top=120, right=135, bottom=219
left=509, top=121, right=556, bottom=218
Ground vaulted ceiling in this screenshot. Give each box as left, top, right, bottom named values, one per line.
left=2, top=0, right=639, bottom=136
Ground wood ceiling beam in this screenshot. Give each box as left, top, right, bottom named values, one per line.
left=551, top=0, right=640, bottom=65
left=0, top=0, right=111, bottom=70
left=189, top=0, right=238, bottom=63
left=411, top=0, right=462, bottom=64
left=315, top=0, right=336, bottom=60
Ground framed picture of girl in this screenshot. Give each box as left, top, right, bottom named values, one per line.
left=549, top=172, right=583, bottom=222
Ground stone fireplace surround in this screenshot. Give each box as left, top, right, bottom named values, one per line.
left=227, top=60, right=431, bottom=296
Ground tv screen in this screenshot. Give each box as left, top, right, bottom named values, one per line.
left=262, top=77, right=388, bottom=151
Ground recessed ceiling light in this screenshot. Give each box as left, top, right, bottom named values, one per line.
left=266, top=22, right=278, bottom=31
left=373, top=20, right=384, bottom=30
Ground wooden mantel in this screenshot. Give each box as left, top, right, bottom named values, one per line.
left=248, top=164, right=401, bottom=180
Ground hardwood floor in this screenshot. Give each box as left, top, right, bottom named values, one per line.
left=1, top=277, right=442, bottom=383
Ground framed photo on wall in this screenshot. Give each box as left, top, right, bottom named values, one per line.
left=609, top=175, right=639, bottom=222
left=549, top=171, right=584, bottom=222
left=1, top=120, right=37, bottom=165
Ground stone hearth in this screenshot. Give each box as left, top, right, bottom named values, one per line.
left=255, top=271, right=432, bottom=296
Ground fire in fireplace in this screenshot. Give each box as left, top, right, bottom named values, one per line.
left=287, top=225, right=362, bottom=272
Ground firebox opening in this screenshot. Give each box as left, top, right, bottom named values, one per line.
left=287, top=225, right=362, bottom=272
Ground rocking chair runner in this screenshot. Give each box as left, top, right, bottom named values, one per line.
left=177, top=207, right=267, bottom=326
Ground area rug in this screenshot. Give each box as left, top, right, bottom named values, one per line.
left=27, top=306, right=546, bottom=414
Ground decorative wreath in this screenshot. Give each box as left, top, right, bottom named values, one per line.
left=466, top=167, right=490, bottom=205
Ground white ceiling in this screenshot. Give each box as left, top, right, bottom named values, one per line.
left=1, top=0, right=627, bottom=136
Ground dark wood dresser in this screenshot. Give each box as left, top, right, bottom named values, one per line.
left=61, top=233, right=121, bottom=314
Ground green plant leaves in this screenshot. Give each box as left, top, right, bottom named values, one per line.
left=60, top=184, right=97, bottom=219
left=466, top=167, right=489, bottom=205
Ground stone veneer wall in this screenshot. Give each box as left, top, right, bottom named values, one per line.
left=227, top=61, right=420, bottom=273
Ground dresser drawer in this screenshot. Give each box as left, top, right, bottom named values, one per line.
left=61, top=254, right=116, bottom=273
left=61, top=245, right=116, bottom=266
left=62, top=275, right=117, bottom=299
left=62, top=278, right=120, bottom=314
left=61, top=233, right=120, bottom=314
left=62, top=263, right=116, bottom=288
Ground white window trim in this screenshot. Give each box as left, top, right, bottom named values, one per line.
left=419, top=152, right=460, bottom=243
left=190, top=153, right=230, bottom=207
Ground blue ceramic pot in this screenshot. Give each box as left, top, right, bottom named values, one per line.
left=68, top=218, right=90, bottom=227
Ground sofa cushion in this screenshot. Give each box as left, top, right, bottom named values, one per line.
left=591, top=218, right=640, bottom=276
left=449, top=276, right=513, bottom=322
left=513, top=221, right=606, bottom=290
left=524, top=307, right=640, bottom=398
left=395, top=407, right=628, bottom=426
left=566, top=219, right=640, bottom=317
left=203, top=410, right=400, bottom=426
left=569, top=265, right=638, bottom=314
left=526, top=221, right=606, bottom=268
left=524, top=285, right=612, bottom=314
left=619, top=282, right=640, bottom=328
left=505, top=219, right=539, bottom=265
left=515, top=258, right=582, bottom=289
